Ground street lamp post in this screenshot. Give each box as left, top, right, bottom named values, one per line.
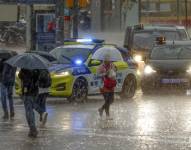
left=73, top=0, right=79, bottom=38
left=185, top=0, right=188, bottom=29
left=56, top=0, right=65, bottom=46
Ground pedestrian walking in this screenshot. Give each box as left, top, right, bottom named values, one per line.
left=98, top=55, right=117, bottom=120
left=1, top=63, right=16, bottom=119
left=18, top=69, right=48, bottom=138
left=36, top=69, right=51, bottom=126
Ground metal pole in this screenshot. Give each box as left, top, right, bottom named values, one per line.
left=139, top=0, right=141, bottom=23
left=177, top=0, right=180, bottom=24
left=56, top=0, right=65, bottom=46
left=73, top=0, right=79, bottom=38
left=26, top=4, right=32, bottom=51
left=185, top=0, right=188, bottom=29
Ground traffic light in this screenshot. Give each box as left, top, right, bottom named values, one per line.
left=66, top=0, right=73, bottom=8
left=79, top=0, right=89, bottom=8
left=66, top=0, right=89, bottom=8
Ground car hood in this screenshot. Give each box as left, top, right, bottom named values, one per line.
left=149, top=59, right=191, bottom=72
left=48, top=64, right=72, bottom=73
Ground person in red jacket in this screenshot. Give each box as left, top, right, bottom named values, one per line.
left=98, top=55, right=117, bottom=120
left=47, top=21, right=55, bottom=32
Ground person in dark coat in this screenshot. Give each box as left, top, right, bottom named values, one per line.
left=36, top=69, right=51, bottom=127
left=17, top=69, right=36, bottom=137
left=1, top=62, right=16, bottom=119
left=19, top=68, right=49, bottom=138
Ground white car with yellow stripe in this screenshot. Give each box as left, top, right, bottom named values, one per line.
left=15, top=43, right=138, bottom=102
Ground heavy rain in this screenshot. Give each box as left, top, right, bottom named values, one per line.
left=0, top=0, right=191, bottom=150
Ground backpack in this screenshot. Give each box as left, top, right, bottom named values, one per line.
left=38, top=70, right=51, bottom=88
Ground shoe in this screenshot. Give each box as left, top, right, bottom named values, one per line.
left=41, top=112, right=48, bottom=126
left=28, top=129, right=38, bottom=138
left=2, top=112, right=9, bottom=120
left=10, top=112, right=15, bottom=119
left=98, top=108, right=103, bottom=117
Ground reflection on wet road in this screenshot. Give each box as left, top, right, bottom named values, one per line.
left=1, top=90, right=191, bottom=149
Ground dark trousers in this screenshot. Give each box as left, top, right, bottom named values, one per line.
left=23, top=96, right=36, bottom=130
left=1, top=84, right=14, bottom=114
left=23, top=95, right=44, bottom=130
left=36, top=93, right=48, bottom=113
left=101, top=92, right=114, bottom=116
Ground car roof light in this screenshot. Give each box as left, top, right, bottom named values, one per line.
left=156, top=36, right=166, bottom=45
left=134, top=24, right=144, bottom=30
left=64, top=38, right=104, bottom=44
left=76, top=39, right=93, bottom=43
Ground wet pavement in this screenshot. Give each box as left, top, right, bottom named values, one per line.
left=1, top=90, right=191, bottom=149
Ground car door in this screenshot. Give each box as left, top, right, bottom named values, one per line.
left=88, top=59, right=103, bottom=94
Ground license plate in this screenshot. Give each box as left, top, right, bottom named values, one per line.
left=161, top=78, right=188, bottom=84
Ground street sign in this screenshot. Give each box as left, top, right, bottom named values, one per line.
left=17, top=0, right=56, bottom=4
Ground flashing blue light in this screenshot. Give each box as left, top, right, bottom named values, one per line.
left=76, top=39, right=92, bottom=43
left=75, top=59, right=83, bottom=65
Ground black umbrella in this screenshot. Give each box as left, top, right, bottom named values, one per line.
left=29, top=51, right=57, bottom=62
left=0, top=49, right=17, bottom=60
left=6, top=53, right=51, bottom=70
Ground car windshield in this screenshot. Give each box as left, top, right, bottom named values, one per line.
left=50, top=47, right=91, bottom=64
left=133, top=31, right=180, bottom=50
left=151, top=45, right=191, bottom=60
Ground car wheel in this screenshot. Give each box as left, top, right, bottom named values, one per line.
left=68, top=78, right=88, bottom=103
left=120, top=75, right=137, bottom=99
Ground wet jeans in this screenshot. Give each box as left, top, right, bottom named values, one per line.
left=0, top=84, right=14, bottom=114
left=101, top=92, right=114, bottom=116
left=23, top=95, right=44, bottom=130
left=36, top=93, right=48, bottom=113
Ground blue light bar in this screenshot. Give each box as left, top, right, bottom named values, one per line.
left=76, top=39, right=93, bottom=43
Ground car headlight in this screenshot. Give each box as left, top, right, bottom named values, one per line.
left=187, top=67, right=191, bottom=74
left=133, top=55, right=142, bottom=62
left=16, top=70, right=19, bottom=76
left=144, top=65, right=156, bottom=75
left=55, top=71, right=70, bottom=77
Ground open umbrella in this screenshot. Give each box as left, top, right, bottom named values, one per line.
left=0, top=49, right=17, bottom=60
left=6, top=53, right=51, bottom=70
left=29, top=51, right=57, bottom=62
left=92, top=47, right=123, bottom=61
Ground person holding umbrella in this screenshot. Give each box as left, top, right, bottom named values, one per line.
left=91, top=47, right=123, bottom=120
left=36, top=69, right=51, bottom=127
left=98, top=55, right=117, bottom=120
left=6, top=53, right=51, bottom=138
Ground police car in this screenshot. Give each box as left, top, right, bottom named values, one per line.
left=141, top=38, right=191, bottom=94
left=15, top=39, right=138, bottom=102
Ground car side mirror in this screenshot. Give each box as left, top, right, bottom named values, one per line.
left=89, top=60, right=101, bottom=66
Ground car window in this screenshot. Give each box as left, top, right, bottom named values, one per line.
left=151, top=45, right=191, bottom=60
left=178, top=29, right=189, bottom=40
left=133, top=30, right=182, bottom=51
left=50, top=47, right=91, bottom=64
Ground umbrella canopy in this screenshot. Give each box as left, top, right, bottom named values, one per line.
left=6, top=53, right=51, bottom=70
left=92, top=47, right=123, bottom=61
left=29, top=51, right=57, bottom=62
left=0, top=49, right=17, bottom=60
